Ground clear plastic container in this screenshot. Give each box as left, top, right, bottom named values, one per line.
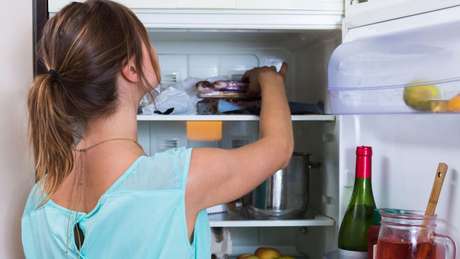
left=328, top=20, right=460, bottom=114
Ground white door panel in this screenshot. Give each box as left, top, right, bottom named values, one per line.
left=344, top=5, right=460, bottom=42
left=338, top=114, right=460, bottom=258
left=345, top=0, right=460, bottom=30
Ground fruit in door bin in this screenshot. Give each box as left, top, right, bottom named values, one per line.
left=403, top=84, right=440, bottom=111
left=237, top=254, right=259, bottom=259
left=430, top=100, right=449, bottom=112
left=255, top=247, right=281, bottom=259
left=447, top=95, right=460, bottom=112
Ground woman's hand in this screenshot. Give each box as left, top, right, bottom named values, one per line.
left=241, top=62, right=288, bottom=96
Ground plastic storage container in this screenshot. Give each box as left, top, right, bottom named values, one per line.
left=328, top=20, right=460, bottom=114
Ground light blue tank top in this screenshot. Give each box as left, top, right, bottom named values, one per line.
left=21, top=148, right=211, bottom=259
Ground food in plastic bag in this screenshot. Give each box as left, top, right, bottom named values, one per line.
left=197, top=80, right=248, bottom=92
left=196, top=80, right=249, bottom=99
left=139, top=77, right=207, bottom=115
left=197, top=99, right=218, bottom=115
left=142, top=86, right=196, bottom=115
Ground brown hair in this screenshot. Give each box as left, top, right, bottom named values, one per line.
left=28, top=0, right=160, bottom=195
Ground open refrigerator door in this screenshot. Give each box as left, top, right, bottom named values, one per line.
left=328, top=4, right=460, bottom=259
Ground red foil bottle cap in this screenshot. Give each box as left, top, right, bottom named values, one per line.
left=356, top=146, right=373, bottom=156
left=356, top=146, right=372, bottom=179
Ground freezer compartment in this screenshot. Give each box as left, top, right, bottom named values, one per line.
left=144, top=29, right=341, bottom=116
left=328, top=20, right=460, bottom=114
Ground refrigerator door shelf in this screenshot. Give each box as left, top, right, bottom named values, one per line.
left=328, top=20, right=460, bottom=114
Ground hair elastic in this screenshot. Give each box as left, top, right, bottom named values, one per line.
left=48, top=69, right=62, bottom=81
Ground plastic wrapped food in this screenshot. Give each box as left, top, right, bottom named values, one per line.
left=141, top=86, right=196, bottom=115
left=196, top=80, right=249, bottom=99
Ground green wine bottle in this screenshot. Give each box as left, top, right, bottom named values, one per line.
left=338, top=146, right=376, bottom=253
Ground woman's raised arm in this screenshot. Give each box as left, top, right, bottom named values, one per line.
left=186, top=63, right=294, bottom=216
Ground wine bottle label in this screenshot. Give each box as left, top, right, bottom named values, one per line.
left=338, top=249, right=368, bottom=259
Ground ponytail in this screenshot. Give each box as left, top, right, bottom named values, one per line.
left=28, top=0, right=161, bottom=195
left=27, top=74, right=75, bottom=195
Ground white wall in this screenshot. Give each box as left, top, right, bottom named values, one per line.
left=0, top=0, right=34, bottom=258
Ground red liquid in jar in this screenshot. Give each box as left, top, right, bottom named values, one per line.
left=376, top=239, right=444, bottom=259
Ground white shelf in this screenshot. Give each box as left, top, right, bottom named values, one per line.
left=229, top=246, right=307, bottom=259
left=208, top=213, right=335, bottom=227
left=137, top=114, right=335, bottom=121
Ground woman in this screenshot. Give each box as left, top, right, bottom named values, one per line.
left=22, top=0, right=293, bottom=258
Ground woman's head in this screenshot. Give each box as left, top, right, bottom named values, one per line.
left=28, top=0, right=160, bottom=194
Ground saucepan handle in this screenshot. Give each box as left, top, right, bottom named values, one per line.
left=292, top=152, right=321, bottom=170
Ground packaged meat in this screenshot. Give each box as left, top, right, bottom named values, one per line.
left=196, top=80, right=250, bottom=99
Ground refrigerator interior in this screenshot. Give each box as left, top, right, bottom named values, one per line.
left=136, top=29, right=342, bottom=258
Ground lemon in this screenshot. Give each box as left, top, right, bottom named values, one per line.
left=403, top=84, right=440, bottom=111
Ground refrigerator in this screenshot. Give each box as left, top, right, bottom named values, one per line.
left=40, top=1, right=460, bottom=258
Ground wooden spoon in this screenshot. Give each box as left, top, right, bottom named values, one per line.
left=415, top=162, right=448, bottom=259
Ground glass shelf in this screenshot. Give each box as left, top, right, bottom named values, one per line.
left=208, top=213, right=335, bottom=228
left=137, top=114, right=336, bottom=121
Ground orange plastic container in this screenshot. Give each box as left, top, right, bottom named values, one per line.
left=186, top=121, right=223, bottom=141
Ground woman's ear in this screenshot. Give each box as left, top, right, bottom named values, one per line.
left=120, top=58, right=139, bottom=83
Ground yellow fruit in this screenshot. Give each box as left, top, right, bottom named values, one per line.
left=237, top=254, right=258, bottom=259
left=447, top=95, right=460, bottom=112
left=255, top=247, right=281, bottom=259
left=403, top=84, right=440, bottom=111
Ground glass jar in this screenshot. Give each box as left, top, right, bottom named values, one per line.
left=376, top=209, right=456, bottom=259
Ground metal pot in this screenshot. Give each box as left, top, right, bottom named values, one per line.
left=246, top=152, right=320, bottom=219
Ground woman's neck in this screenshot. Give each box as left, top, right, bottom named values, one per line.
left=81, top=104, right=139, bottom=147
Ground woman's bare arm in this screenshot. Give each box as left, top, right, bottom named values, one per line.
left=185, top=63, right=293, bottom=231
